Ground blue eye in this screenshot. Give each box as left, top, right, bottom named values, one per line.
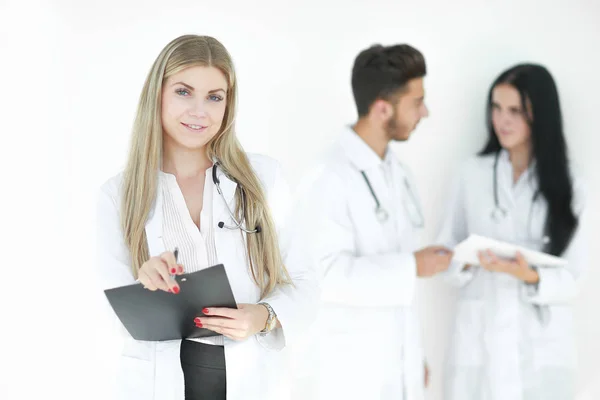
left=176, top=88, right=190, bottom=96
left=209, top=94, right=224, bottom=102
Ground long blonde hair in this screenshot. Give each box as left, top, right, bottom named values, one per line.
left=121, top=35, right=290, bottom=298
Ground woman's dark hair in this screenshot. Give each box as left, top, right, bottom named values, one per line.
left=351, top=44, right=426, bottom=117
left=480, top=63, right=578, bottom=256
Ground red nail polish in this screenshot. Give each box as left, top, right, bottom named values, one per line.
left=202, top=308, right=209, bottom=314
left=172, top=286, right=180, bottom=294
left=178, top=266, right=184, bottom=273
left=171, top=268, right=176, bottom=274
left=196, top=322, right=203, bottom=328
left=194, top=317, right=201, bottom=323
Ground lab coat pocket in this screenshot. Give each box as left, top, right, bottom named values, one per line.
left=533, top=305, right=576, bottom=368
left=121, top=338, right=155, bottom=360
left=458, top=268, right=484, bottom=300
left=449, top=300, right=484, bottom=366
left=534, top=305, right=574, bottom=339
left=318, top=331, right=385, bottom=398
left=114, top=355, right=155, bottom=399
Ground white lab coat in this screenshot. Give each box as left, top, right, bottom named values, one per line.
left=436, top=150, right=589, bottom=400
left=96, top=154, right=319, bottom=400
left=290, top=127, right=426, bottom=400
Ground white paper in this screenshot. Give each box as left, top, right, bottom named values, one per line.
left=451, top=234, right=566, bottom=267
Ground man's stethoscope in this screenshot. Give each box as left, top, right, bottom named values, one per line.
left=360, top=170, right=424, bottom=228
left=490, top=151, right=549, bottom=245
left=212, top=162, right=261, bottom=234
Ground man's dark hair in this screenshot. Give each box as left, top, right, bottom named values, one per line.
left=351, top=44, right=426, bottom=117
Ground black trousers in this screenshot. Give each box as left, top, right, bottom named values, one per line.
left=180, top=339, right=227, bottom=399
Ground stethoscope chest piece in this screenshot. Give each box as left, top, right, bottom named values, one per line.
left=490, top=206, right=507, bottom=222
left=375, top=206, right=389, bottom=223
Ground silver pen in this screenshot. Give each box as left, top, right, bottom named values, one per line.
left=173, top=247, right=179, bottom=276
left=171, top=247, right=179, bottom=292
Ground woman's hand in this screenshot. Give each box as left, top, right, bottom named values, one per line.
left=138, top=251, right=184, bottom=293
left=477, top=250, right=539, bottom=284
left=194, top=304, right=270, bottom=341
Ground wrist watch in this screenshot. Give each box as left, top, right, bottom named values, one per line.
left=258, top=302, right=277, bottom=335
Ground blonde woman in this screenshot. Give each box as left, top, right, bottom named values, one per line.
left=96, top=35, right=318, bottom=400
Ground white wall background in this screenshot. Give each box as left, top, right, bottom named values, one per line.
left=1, top=0, right=598, bottom=398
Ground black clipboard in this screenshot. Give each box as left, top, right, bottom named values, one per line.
left=103, top=264, right=237, bottom=341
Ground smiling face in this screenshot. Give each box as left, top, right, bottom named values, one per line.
left=161, top=65, right=228, bottom=151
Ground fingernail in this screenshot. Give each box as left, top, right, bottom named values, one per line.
left=194, top=317, right=201, bottom=323
left=172, top=286, right=180, bottom=294
left=195, top=322, right=203, bottom=328
left=170, top=268, right=176, bottom=274
left=202, top=308, right=209, bottom=314
left=178, top=266, right=184, bottom=273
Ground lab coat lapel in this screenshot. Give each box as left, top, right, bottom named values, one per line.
left=212, top=165, right=239, bottom=228
left=339, top=127, right=395, bottom=248
left=497, top=150, right=516, bottom=209
left=360, top=168, right=392, bottom=218
left=391, top=160, right=422, bottom=251
left=210, top=166, right=257, bottom=305
left=493, top=151, right=519, bottom=242
left=142, top=176, right=184, bottom=400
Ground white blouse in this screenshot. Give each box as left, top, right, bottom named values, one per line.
left=159, top=168, right=223, bottom=346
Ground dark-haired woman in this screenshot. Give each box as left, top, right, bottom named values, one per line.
left=436, top=63, right=589, bottom=400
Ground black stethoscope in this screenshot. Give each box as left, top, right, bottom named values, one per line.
left=360, top=170, right=424, bottom=228
left=491, top=151, right=549, bottom=244
left=212, top=163, right=261, bottom=234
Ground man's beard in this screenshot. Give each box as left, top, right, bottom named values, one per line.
left=385, top=112, right=409, bottom=142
